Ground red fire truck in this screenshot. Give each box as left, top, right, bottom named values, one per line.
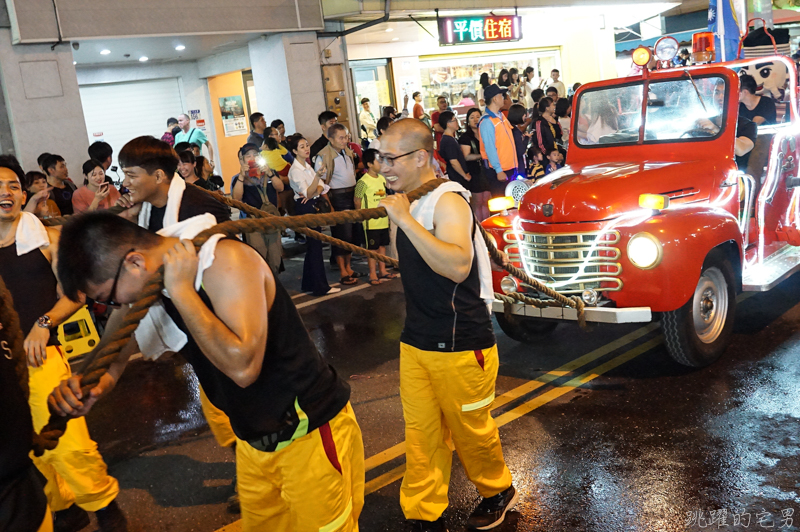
left=483, top=44, right=800, bottom=367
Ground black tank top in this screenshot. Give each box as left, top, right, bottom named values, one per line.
left=0, top=245, right=59, bottom=344
left=396, top=194, right=495, bottom=352
left=162, top=261, right=350, bottom=449
left=0, top=329, right=35, bottom=486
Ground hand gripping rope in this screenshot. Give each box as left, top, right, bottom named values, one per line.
left=3, top=178, right=583, bottom=453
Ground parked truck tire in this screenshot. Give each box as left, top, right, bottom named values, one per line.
left=662, top=252, right=737, bottom=367
left=495, top=312, right=558, bottom=342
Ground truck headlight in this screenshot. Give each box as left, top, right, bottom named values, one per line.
left=500, top=276, right=518, bottom=294
left=627, top=232, right=663, bottom=269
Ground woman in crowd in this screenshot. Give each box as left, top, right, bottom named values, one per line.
left=23, top=170, right=60, bottom=218
left=287, top=135, right=340, bottom=297
left=71, top=159, right=121, bottom=213
left=177, top=150, right=210, bottom=189
left=498, top=68, right=511, bottom=87
left=478, top=72, right=491, bottom=110
left=509, top=68, right=525, bottom=103
left=458, top=107, right=492, bottom=221
left=437, top=111, right=471, bottom=190
left=195, top=155, right=219, bottom=191
left=508, top=104, right=530, bottom=175
left=555, top=98, right=572, bottom=145
left=533, top=96, right=563, bottom=160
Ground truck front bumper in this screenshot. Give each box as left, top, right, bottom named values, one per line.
left=492, top=300, right=652, bottom=324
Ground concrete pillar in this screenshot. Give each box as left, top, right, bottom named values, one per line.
left=248, top=32, right=326, bottom=141
left=0, top=29, right=89, bottom=177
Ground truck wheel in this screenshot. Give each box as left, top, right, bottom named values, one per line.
left=495, top=312, right=558, bottom=342
left=662, top=256, right=736, bottom=367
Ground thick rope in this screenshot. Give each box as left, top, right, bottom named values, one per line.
left=0, top=275, right=63, bottom=455
left=211, top=191, right=399, bottom=267
left=36, top=178, right=587, bottom=443
left=41, top=204, right=126, bottom=227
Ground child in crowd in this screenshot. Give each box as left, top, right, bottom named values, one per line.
left=354, top=149, right=397, bottom=285
left=544, top=148, right=564, bottom=175
left=527, top=145, right=545, bottom=180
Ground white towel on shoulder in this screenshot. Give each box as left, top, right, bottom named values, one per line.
left=138, top=174, right=186, bottom=229
left=133, top=214, right=225, bottom=360
left=15, top=211, right=50, bottom=256
left=408, top=180, right=495, bottom=310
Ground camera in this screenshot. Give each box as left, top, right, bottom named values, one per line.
left=248, top=160, right=260, bottom=178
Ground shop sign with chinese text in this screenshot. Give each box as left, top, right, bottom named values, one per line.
left=438, top=15, right=522, bottom=46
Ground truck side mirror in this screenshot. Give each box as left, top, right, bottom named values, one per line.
left=786, top=176, right=800, bottom=189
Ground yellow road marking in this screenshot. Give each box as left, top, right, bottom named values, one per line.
left=364, top=322, right=659, bottom=472
left=363, top=336, right=665, bottom=495
left=217, top=294, right=756, bottom=530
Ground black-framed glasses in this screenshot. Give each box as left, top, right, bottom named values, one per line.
left=96, top=248, right=134, bottom=307
left=378, top=149, right=421, bottom=168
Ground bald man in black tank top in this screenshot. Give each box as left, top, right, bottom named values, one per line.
left=378, top=120, right=517, bottom=532
left=0, top=160, right=126, bottom=532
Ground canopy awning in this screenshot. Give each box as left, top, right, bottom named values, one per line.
left=616, top=29, right=697, bottom=53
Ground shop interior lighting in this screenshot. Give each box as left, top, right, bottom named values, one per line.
left=392, top=37, right=399, bottom=41
left=175, top=45, right=186, bottom=51
left=139, top=56, right=149, bottom=62
left=100, top=49, right=111, bottom=55
left=385, top=28, right=393, bottom=32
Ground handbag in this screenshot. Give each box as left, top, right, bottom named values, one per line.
left=313, top=196, right=332, bottom=214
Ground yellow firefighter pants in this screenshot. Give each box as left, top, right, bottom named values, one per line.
left=37, top=505, right=53, bottom=532
left=399, top=343, right=512, bottom=522
left=28, top=346, right=119, bottom=513
left=198, top=385, right=237, bottom=448
left=235, top=402, right=365, bottom=532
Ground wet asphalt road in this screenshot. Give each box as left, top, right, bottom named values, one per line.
left=71, top=240, right=800, bottom=532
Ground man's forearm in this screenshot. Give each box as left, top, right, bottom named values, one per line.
left=206, top=142, right=215, bottom=163
left=46, top=297, right=84, bottom=327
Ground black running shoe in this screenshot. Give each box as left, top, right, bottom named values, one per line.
left=466, top=485, right=519, bottom=530
left=408, top=518, right=448, bottom=532
left=54, top=504, right=90, bottom=532
left=95, top=500, right=128, bottom=532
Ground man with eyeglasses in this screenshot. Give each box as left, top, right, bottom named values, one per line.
left=377, top=120, right=517, bottom=532
left=0, top=157, right=126, bottom=532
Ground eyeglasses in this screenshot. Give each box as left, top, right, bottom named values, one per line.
left=95, top=248, right=134, bottom=307
left=378, top=149, right=421, bottom=167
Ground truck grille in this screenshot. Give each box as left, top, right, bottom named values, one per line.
left=503, top=230, right=623, bottom=294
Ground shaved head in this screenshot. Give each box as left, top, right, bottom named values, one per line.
left=383, top=118, right=434, bottom=159
left=379, top=118, right=437, bottom=192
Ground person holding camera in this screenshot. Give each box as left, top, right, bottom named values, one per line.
left=72, top=159, right=121, bottom=213
left=288, top=135, right=341, bottom=297
left=231, top=143, right=285, bottom=275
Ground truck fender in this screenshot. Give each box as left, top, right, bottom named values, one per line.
left=609, top=206, right=743, bottom=312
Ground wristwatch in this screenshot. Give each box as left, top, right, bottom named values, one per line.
left=37, top=315, right=53, bottom=329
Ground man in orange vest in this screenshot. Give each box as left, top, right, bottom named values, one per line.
left=478, top=84, right=519, bottom=198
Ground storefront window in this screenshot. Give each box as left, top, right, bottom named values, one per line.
left=418, top=50, right=560, bottom=111
left=351, top=59, right=395, bottom=136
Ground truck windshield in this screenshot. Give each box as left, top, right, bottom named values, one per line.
left=575, top=84, right=644, bottom=146
left=575, top=75, right=727, bottom=146
left=644, top=76, right=726, bottom=141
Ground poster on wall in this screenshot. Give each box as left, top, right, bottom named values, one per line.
left=218, top=95, right=247, bottom=137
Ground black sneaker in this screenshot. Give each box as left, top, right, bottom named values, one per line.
left=466, top=485, right=519, bottom=530
left=95, top=500, right=128, bottom=532
left=54, top=504, right=90, bottom=532
left=408, top=518, right=448, bottom=532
